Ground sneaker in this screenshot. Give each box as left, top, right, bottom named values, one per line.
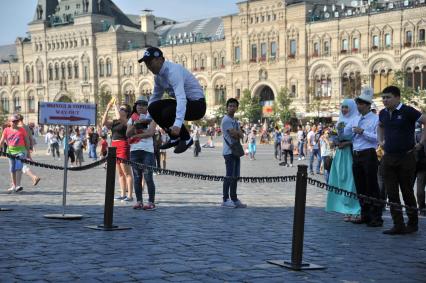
left=143, top=202, right=156, bottom=211
left=297, top=157, right=301, bottom=161
left=114, top=196, right=126, bottom=201
left=123, top=197, right=134, bottom=202
left=290, top=164, right=293, bottom=167
left=233, top=199, right=247, bottom=208
left=302, top=156, right=305, bottom=160
left=221, top=199, right=236, bottom=208
left=15, top=186, right=23, bottom=193
left=174, top=138, right=193, bottom=154
left=7, top=186, right=15, bottom=194
left=133, top=202, right=143, bottom=210
left=160, top=138, right=180, bottom=150
left=405, top=225, right=418, bottom=234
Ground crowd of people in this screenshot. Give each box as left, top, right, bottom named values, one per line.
left=1, top=46, right=424, bottom=236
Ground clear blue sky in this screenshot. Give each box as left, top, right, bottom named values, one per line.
left=0, top=0, right=239, bottom=46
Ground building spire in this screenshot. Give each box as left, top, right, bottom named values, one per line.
left=33, top=0, right=59, bottom=22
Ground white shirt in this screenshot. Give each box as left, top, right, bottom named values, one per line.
left=349, top=111, right=379, bottom=151
left=149, top=61, right=204, bottom=128
left=127, top=113, right=154, bottom=153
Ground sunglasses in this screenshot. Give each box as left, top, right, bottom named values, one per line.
left=136, top=102, right=148, bottom=106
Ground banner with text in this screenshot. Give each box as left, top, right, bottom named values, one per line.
left=38, top=102, right=97, bottom=126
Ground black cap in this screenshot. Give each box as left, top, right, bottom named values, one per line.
left=138, top=47, right=163, bottom=63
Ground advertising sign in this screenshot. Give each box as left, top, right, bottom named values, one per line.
left=38, top=102, right=97, bottom=126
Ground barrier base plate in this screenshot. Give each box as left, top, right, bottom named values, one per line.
left=43, top=214, right=83, bottom=220
left=267, top=260, right=326, bottom=271
left=86, top=225, right=131, bottom=231
left=0, top=208, right=13, bottom=211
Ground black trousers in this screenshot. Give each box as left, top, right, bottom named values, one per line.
left=352, top=148, right=383, bottom=223
left=381, top=151, right=418, bottom=227
left=148, top=98, right=206, bottom=141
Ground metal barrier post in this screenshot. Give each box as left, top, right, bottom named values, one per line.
left=87, top=147, right=131, bottom=231
left=44, top=125, right=83, bottom=220
left=267, top=165, right=325, bottom=270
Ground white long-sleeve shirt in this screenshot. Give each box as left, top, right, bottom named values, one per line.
left=148, top=61, right=204, bottom=128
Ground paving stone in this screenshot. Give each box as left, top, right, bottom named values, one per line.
left=0, top=138, right=425, bottom=282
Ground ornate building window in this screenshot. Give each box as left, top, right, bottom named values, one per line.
left=419, top=29, right=425, bottom=45
left=31, top=66, right=34, bottom=83
left=312, top=66, right=332, bottom=98
left=341, top=63, right=361, bottom=98
left=341, top=39, right=348, bottom=53
left=405, top=30, right=413, bottom=47
left=83, top=65, right=89, bottom=81
left=106, top=59, right=112, bottom=77
left=289, top=39, right=297, bottom=57
left=352, top=38, right=360, bottom=52
left=372, top=35, right=380, bottom=50
left=38, top=70, right=43, bottom=84
left=61, top=62, right=66, bottom=80
left=270, top=42, right=277, bottom=59
left=214, top=77, right=226, bottom=105
left=260, top=43, right=267, bottom=61
left=1, top=94, right=9, bottom=113
left=27, top=93, right=35, bottom=113
left=250, top=44, right=257, bottom=62
left=48, top=64, right=53, bottom=81
left=25, top=66, right=30, bottom=83
left=74, top=61, right=79, bottom=79
left=99, top=59, right=104, bottom=77
left=385, top=33, right=392, bottom=48
left=323, top=41, right=330, bottom=55
left=13, top=96, right=20, bottom=112
left=54, top=63, right=59, bottom=80
left=234, top=46, right=241, bottom=64
left=313, top=42, right=319, bottom=57
left=67, top=62, right=73, bottom=79
left=290, top=84, right=297, bottom=98
left=129, top=64, right=133, bottom=75
left=405, top=58, right=426, bottom=91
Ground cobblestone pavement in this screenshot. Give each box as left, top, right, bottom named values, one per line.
left=1, top=137, right=425, bottom=282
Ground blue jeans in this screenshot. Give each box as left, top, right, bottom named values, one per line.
left=89, top=143, right=97, bottom=160
left=130, top=150, right=156, bottom=203
left=322, top=156, right=330, bottom=183
left=223, top=154, right=241, bottom=202
left=309, top=148, right=321, bottom=173
left=298, top=141, right=305, bottom=157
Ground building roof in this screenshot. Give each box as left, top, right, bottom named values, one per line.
left=0, top=44, right=17, bottom=63
left=32, top=0, right=138, bottom=28
left=156, top=17, right=224, bottom=46
left=126, top=14, right=177, bottom=29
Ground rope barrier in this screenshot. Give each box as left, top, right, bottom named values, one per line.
left=307, top=177, right=419, bottom=213
left=0, top=150, right=420, bottom=213
left=117, top=157, right=297, bottom=183
left=0, top=151, right=107, bottom=171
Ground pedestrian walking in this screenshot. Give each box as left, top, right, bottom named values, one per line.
left=273, top=126, right=282, bottom=160
left=280, top=128, right=294, bottom=167
left=87, top=127, right=99, bottom=160
left=307, top=125, right=321, bottom=174
left=319, top=129, right=333, bottom=183
left=296, top=125, right=306, bottom=160
left=378, top=86, right=426, bottom=235
left=0, top=114, right=30, bottom=193
left=247, top=128, right=257, bottom=160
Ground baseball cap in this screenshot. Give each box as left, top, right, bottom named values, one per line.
left=138, top=47, right=163, bottom=63
left=10, top=114, right=19, bottom=122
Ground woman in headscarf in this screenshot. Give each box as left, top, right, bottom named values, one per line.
left=326, top=99, right=361, bottom=221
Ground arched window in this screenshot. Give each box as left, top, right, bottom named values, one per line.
left=61, top=62, right=66, bottom=80
left=25, top=66, right=30, bottom=83
left=13, top=96, right=20, bottom=112
left=1, top=94, right=9, bottom=113
left=106, top=59, right=112, bottom=76
left=67, top=62, right=73, bottom=79
left=31, top=66, right=34, bottom=83
left=28, top=94, right=35, bottom=113
left=48, top=64, right=53, bottom=81
left=99, top=59, right=105, bottom=77
left=74, top=61, right=79, bottom=79
left=54, top=63, right=59, bottom=80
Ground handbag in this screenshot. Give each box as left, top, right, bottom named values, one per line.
left=224, top=138, right=244, bottom=157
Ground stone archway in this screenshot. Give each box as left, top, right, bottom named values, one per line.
left=258, top=85, right=275, bottom=118
left=57, top=96, right=72, bottom=103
